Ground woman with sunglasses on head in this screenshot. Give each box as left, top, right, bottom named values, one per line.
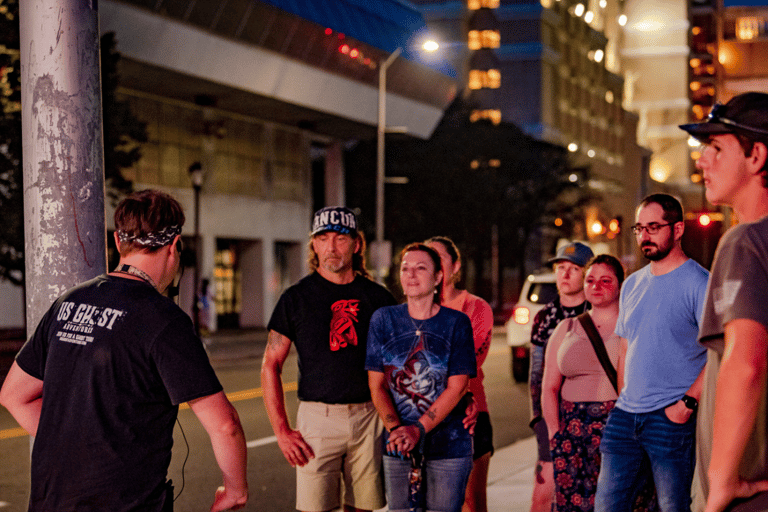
left=366, top=243, right=476, bottom=512
left=426, top=236, right=494, bottom=512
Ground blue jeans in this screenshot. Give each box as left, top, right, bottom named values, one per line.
left=595, top=406, right=696, bottom=512
left=383, top=454, right=473, bottom=512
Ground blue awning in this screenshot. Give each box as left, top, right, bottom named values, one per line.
left=724, top=0, right=768, bottom=5
left=261, top=0, right=429, bottom=59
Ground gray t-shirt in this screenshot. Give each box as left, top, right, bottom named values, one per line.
left=697, top=216, right=768, bottom=502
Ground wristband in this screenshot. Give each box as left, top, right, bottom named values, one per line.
left=415, top=420, right=426, bottom=440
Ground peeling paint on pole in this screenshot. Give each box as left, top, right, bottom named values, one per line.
left=20, top=0, right=106, bottom=332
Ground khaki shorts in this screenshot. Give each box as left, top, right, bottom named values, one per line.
left=295, top=401, right=384, bottom=512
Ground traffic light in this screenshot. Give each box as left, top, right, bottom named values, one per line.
left=684, top=211, right=723, bottom=267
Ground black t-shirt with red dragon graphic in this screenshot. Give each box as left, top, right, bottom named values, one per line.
left=268, top=272, right=396, bottom=404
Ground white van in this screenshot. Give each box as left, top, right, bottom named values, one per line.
left=505, top=272, right=558, bottom=382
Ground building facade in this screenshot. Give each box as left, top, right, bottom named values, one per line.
left=0, top=0, right=456, bottom=331
left=413, top=0, right=648, bottom=268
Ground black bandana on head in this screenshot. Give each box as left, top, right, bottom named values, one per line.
left=117, top=225, right=181, bottom=248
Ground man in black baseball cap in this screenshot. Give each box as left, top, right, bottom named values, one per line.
left=262, top=206, right=397, bottom=512
left=680, top=92, right=768, bottom=141
left=680, top=93, right=768, bottom=512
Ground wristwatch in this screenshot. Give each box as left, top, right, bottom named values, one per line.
left=681, top=395, right=698, bottom=411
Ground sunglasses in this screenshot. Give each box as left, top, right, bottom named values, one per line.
left=707, top=103, right=768, bottom=135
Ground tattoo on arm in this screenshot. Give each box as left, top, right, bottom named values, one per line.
left=385, top=414, right=400, bottom=431
left=426, top=409, right=436, bottom=421
left=267, top=331, right=288, bottom=351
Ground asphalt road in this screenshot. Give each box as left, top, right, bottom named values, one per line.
left=0, top=329, right=531, bottom=511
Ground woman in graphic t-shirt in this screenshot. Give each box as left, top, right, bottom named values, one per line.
left=366, top=243, right=476, bottom=512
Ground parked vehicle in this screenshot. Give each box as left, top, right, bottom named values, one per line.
left=505, top=271, right=558, bottom=382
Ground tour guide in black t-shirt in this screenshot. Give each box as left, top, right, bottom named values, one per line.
left=262, top=206, right=397, bottom=512
left=0, top=190, right=248, bottom=512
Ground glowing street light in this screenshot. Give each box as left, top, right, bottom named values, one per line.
left=422, top=40, right=440, bottom=52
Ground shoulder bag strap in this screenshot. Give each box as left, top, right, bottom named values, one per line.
left=576, top=312, right=619, bottom=394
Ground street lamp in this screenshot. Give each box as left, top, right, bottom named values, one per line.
left=188, top=162, right=204, bottom=336
left=374, top=41, right=439, bottom=282
left=376, top=47, right=402, bottom=244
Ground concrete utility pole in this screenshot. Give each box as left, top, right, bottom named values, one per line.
left=20, top=0, right=106, bottom=331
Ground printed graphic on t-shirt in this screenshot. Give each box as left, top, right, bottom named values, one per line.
left=713, top=280, right=741, bottom=316
left=329, top=299, right=360, bottom=351
left=54, top=301, right=126, bottom=346
left=386, top=335, right=446, bottom=417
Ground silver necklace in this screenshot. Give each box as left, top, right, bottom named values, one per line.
left=410, top=316, right=427, bottom=337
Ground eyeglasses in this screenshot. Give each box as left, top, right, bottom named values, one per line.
left=631, top=223, right=673, bottom=235
left=707, top=103, right=768, bottom=135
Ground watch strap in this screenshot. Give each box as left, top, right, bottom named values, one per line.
left=682, top=395, right=698, bottom=410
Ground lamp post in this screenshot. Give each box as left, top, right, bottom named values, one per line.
left=374, top=41, right=438, bottom=282
left=373, top=47, right=402, bottom=283
left=188, top=162, right=204, bottom=336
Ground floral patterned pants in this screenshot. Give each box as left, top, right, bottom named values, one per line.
left=550, top=399, right=657, bottom=512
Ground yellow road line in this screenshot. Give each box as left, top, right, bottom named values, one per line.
left=178, top=381, right=298, bottom=410
left=0, top=344, right=506, bottom=440
left=0, top=427, right=27, bottom=440
left=0, top=381, right=299, bottom=439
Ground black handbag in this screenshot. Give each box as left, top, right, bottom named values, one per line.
left=576, top=312, right=619, bottom=394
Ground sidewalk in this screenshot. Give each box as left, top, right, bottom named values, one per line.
left=487, top=436, right=536, bottom=512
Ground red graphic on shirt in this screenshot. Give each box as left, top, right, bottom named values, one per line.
left=330, top=300, right=360, bottom=351
left=387, top=334, right=439, bottom=414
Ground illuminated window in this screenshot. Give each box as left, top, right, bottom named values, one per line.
left=468, top=30, right=500, bottom=49
left=470, top=109, right=502, bottom=124
left=468, top=69, right=501, bottom=89
left=482, top=30, right=500, bottom=48
left=468, top=0, right=499, bottom=9
left=486, top=69, right=501, bottom=88
left=468, top=70, right=483, bottom=89
left=737, top=16, right=761, bottom=40
left=468, top=31, right=481, bottom=50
